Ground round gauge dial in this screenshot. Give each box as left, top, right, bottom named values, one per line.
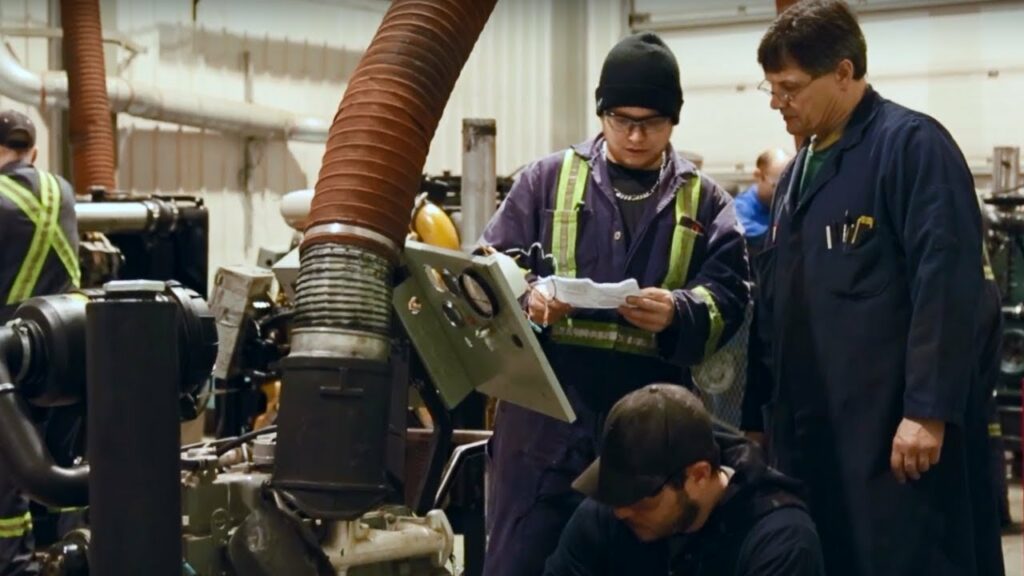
left=459, top=270, right=498, bottom=318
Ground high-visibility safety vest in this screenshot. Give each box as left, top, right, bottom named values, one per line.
left=0, top=511, right=31, bottom=539
left=0, top=170, right=80, bottom=305
left=548, top=149, right=724, bottom=359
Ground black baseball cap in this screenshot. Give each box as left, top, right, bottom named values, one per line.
left=573, top=383, right=718, bottom=507
left=0, top=110, right=35, bottom=150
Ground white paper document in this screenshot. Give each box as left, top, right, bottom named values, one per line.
left=533, top=276, right=641, bottom=309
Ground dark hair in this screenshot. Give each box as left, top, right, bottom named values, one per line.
left=758, top=0, right=867, bottom=80
left=666, top=448, right=722, bottom=489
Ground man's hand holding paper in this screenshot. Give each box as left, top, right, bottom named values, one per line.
left=618, top=288, right=676, bottom=333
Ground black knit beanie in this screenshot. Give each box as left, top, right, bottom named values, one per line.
left=595, top=32, right=684, bottom=124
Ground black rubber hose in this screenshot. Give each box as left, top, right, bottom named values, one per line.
left=0, top=360, right=89, bottom=508
left=180, top=425, right=278, bottom=455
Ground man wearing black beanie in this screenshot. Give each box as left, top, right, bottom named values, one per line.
left=479, top=32, right=750, bottom=576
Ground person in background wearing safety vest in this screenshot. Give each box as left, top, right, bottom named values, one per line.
left=479, top=32, right=750, bottom=576
left=544, top=384, right=824, bottom=576
left=0, top=109, right=80, bottom=575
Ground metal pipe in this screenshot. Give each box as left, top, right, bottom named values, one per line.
left=75, top=201, right=152, bottom=233
left=460, top=118, right=496, bottom=252
left=993, top=146, right=1021, bottom=196
left=0, top=25, right=146, bottom=54
left=280, top=188, right=314, bottom=230
left=0, top=43, right=330, bottom=142
left=61, top=0, right=117, bottom=194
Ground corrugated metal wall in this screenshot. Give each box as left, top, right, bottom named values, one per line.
left=0, top=0, right=624, bottom=289
left=0, top=0, right=56, bottom=173
left=51, top=0, right=592, bottom=284
left=6, top=0, right=1016, bottom=289
left=109, top=0, right=385, bottom=278
left=645, top=1, right=1024, bottom=184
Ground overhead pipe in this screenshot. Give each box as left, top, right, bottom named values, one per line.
left=0, top=43, right=330, bottom=142
left=61, top=0, right=117, bottom=194
left=272, top=0, right=497, bottom=520
left=74, top=199, right=190, bottom=234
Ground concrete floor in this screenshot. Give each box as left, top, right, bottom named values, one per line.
left=1006, top=481, right=1022, bottom=575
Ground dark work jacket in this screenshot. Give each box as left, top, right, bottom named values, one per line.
left=481, top=135, right=750, bottom=576
left=544, top=429, right=824, bottom=576
left=752, top=86, right=989, bottom=575
left=0, top=160, right=79, bottom=322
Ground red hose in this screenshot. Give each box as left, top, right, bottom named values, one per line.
left=304, top=0, right=497, bottom=257
left=62, top=0, right=117, bottom=194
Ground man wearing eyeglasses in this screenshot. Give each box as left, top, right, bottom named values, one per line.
left=479, top=32, right=750, bottom=576
left=544, top=384, right=824, bottom=576
left=748, top=1, right=1003, bottom=575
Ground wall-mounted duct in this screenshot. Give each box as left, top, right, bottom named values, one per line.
left=61, top=0, right=117, bottom=194
left=0, top=43, right=330, bottom=142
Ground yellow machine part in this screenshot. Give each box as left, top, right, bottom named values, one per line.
left=411, top=195, right=460, bottom=250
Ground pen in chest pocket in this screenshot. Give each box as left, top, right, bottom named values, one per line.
left=849, top=215, right=875, bottom=246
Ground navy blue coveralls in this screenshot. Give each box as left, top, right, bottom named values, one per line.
left=480, top=135, right=750, bottom=576
left=0, top=160, right=79, bottom=575
left=752, top=86, right=1000, bottom=576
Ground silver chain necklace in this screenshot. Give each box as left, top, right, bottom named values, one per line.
left=613, top=186, right=656, bottom=202
left=604, top=142, right=666, bottom=202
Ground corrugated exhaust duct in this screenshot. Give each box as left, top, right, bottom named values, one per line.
left=272, top=0, right=497, bottom=520
left=61, top=0, right=117, bottom=194
left=293, top=0, right=498, bottom=361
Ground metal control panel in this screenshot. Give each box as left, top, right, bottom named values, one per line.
left=395, top=241, right=575, bottom=423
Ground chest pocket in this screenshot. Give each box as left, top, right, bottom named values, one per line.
left=822, top=228, right=891, bottom=299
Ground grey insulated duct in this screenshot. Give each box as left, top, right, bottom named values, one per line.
left=0, top=40, right=330, bottom=141
left=271, top=0, right=497, bottom=520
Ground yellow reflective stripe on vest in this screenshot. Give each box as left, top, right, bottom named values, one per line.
left=0, top=512, right=32, bottom=539
left=692, top=285, right=724, bottom=358
left=547, top=159, right=718, bottom=356
left=42, top=172, right=80, bottom=289
left=662, top=173, right=702, bottom=289
left=551, top=150, right=589, bottom=277
left=4, top=173, right=58, bottom=303
left=550, top=318, right=658, bottom=356
left=0, top=171, right=80, bottom=304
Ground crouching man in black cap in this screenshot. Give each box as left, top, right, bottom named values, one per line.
left=544, top=384, right=824, bottom=576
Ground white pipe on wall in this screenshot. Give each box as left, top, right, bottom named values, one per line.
left=0, top=44, right=331, bottom=142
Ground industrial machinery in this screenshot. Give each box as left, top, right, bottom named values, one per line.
left=0, top=236, right=568, bottom=575
left=0, top=0, right=582, bottom=573
left=76, top=193, right=210, bottom=296
left=983, top=146, right=1024, bottom=474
